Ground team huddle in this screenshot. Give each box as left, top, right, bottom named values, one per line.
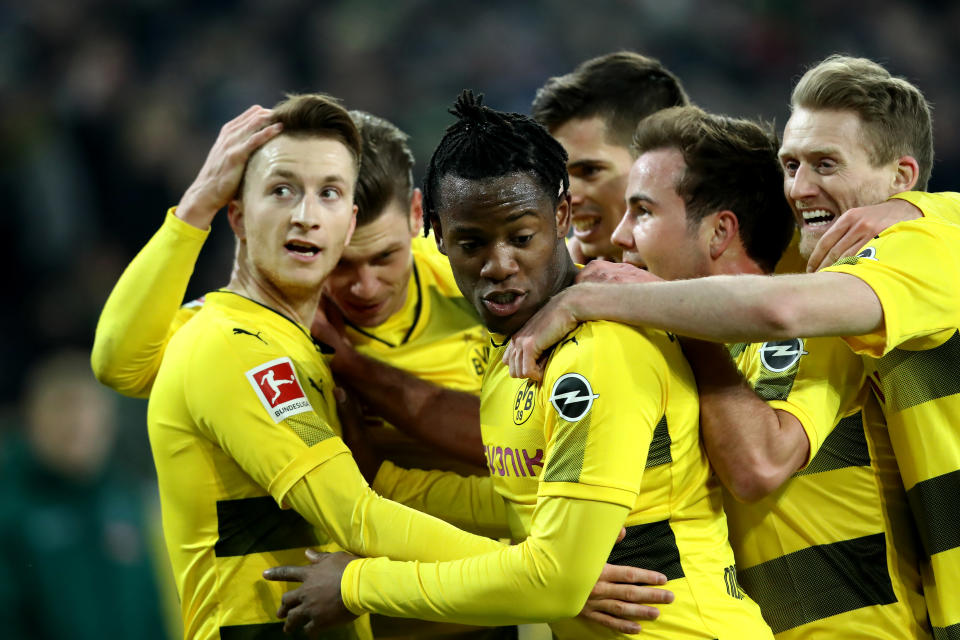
left=91, top=51, right=960, bottom=640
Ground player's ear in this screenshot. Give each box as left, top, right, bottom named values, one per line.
left=345, top=204, right=358, bottom=246
left=409, top=188, right=424, bottom=237
left=555, top=191, right=571, bottom=239
left=707, top=210, right=739, bottom=260
left=893, top=155, right=920, bottom=192
left=227, top=200, right=245, bottom=240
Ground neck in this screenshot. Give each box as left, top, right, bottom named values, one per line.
left=227, top=262, right=321, bottom=328
left=711, top=254, right=767, bottom=277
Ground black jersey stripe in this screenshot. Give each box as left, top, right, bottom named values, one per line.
left=906, top=468, right=960, bottom=558
left=737, top=533, right=896, bottom=634
left=876, top=330, right=960, bottom=412
left=795, top=411, right=871, bottom=477
left=219, top=621, right=357, bottom=639
left=214, top=496, right=319, bottom=558
left=933, top=622, right=960, bottom=640
left=608, top=520, right=684, bottom=581
left=645, top=415, right=672, bottom=469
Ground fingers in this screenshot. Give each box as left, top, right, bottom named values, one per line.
left=305, top=548, right=323, bottom=563
left=262, top=565, right=307, bottom=583
left=282, top=603, right=309, bottom=634
left=585, top=596, right=664, bottom=622
left=616, top=527, right=627, bottom=543
left=578, top=608, right=642, bottom=634
left=597, top=563, right=668, bottom=587
left=277, top=587, right=302, bottom=619
left=590, top=581, right=675, bottom=606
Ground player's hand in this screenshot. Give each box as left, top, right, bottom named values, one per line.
left=263, top=550, right=358, bottom=638
left=578, top=562, right=675, bottom=633
left=503, top=286, right=585, bottom=382
left=806, top=198, right=921, bottom=272
left=176, top=105, right=282, bottom=230
left=577, top=260, right=662, bottom=285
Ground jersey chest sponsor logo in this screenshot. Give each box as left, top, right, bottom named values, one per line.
left=513, top=379, right=537, bottom=425
left=549, top=372, right=598, bottom=421
left=759, top=338, right=808, bottom=372
left=245, top=357, right=313, bottom=423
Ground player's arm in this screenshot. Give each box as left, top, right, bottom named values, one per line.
left=91, top=106, right=281, bottom=397
left=506, top=271, right=883, bottom=380
left=312, top=307, right=485, bottom=466
left=371, top=461, right=510, bottom=538
left=189, top=331, right=503, bottom=566
left=341, top=326, right=667, bottom=626
left=679, top=339, right=808, bottom=502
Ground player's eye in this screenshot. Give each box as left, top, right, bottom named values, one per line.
left=320, top=187, right=342, bottom=201
left=781, top=160, right=799, bottom=176
left=512, top=233, right=533, bottom=246
left=272, top=184, right=294, bottom=198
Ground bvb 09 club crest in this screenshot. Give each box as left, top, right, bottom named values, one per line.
left=514, top=379, right=536, bottom=425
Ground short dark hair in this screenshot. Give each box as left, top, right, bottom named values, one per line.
left=422, top=91, right=569, bottom=233
left=791, top=55, right=934, bottom=190
left=632, top=106, right=794, bottom=274
left=271, top=93, right=362, bottom=169
left=532, top=51, right=689, bottom=148
left=350, top=110, right=415, bottom=226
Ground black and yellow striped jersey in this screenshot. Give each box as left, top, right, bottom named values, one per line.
left=825, top=196, right=960, bottom=637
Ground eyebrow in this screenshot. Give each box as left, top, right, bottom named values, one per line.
left=268, top=168, right=347, bottom=183
left=627, top=193, right=655, bottom=207
left=778, top=145, right=841, bottom=159
left=568, top=158, right=606, bottom=169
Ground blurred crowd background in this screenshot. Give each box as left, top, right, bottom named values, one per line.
left=2, top=0, right=959, bottom=637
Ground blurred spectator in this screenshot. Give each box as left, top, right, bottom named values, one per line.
left=0, top=350, right=174, bottom=640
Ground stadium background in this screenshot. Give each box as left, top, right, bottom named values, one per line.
left=2, top=1, right=959, bottom=637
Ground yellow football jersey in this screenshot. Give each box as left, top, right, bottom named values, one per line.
left=148, top=291, right=502, bottom=640
left=825, top=207, right=960, bottom=636
left=342, top=321, right=772, bottom=639
left=148, top=290, right=371, bottom=640
left=726, top=337, right=928, bottom=639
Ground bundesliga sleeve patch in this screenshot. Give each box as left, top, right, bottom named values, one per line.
left=245, top=357, right=313, bottom=423
left=549, top=372, right=599, bottom=421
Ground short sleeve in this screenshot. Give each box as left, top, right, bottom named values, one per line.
left=537, top=322, right=668, bottom=508
left=823, top=219, right=960, bottom=357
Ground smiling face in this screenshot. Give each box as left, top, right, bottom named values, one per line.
left=551, top=116, right=633, bottom=261
left=779, top=108, right=900, bottom=260
left=323, top=199, right=420, bottom=327
left=613, top=148, right=711, bottom=280
left=433, top=172, right=573, bottom=336
left=230, top=134, right=358, bottom=297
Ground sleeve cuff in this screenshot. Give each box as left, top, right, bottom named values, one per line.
left=164, top=207, right=213, bottom=240
left=270, top=437, right=352, bottom=505
left=767, top=400, right=820, bottom=468
left=340, top=558, right=371, bottom=616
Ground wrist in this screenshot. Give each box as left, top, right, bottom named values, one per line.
left=175, top=192, right=220, bottom=230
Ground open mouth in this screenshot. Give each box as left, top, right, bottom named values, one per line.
left=800, top=209, right=836, bottom=227
left=571, top=214, right=603, bottom=239
left=285, top=240, right=320, bottom=257
left=482, top=290, right=526, bottom=316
